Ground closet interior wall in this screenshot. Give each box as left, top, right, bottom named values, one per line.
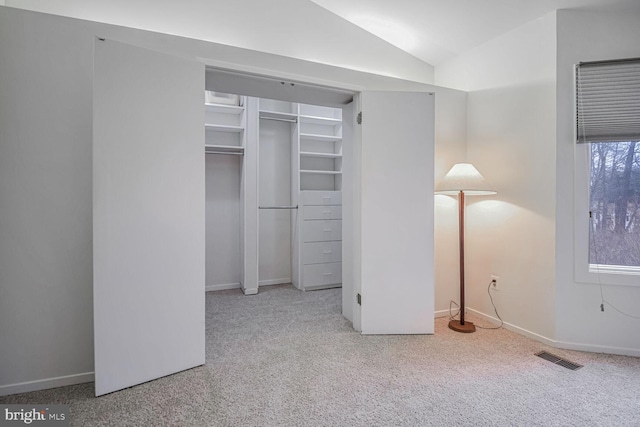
left=258, top=99, right=297, bottom=287
left=205, top=153, right=242, bottom=290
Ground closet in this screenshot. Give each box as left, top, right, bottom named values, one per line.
left=204, top=92, right=247, bottom=292
left=205, top=91, right=344, bottom=293
left=93, top=40, right=434, bottom=396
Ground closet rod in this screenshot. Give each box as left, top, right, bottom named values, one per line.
left=259, top=205, right=298, bottom=210
left=205, top=151, right=244, bottom=156
left=260, top=117, right=298, bottom=123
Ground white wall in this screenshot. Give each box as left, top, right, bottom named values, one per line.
left=258, top=118, right=293, bottom=286
left=4, top=0, right=434, bottom=84
left=0, top=6, right=95, bottom=393
left=435, top=13, right=558, bottom=341
left=206, top=156, right=242, bottom=290
left=0, top=6, right=466, bottom=395
left=556, top=10, right=640, bottom=355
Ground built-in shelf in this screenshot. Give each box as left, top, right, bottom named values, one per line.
left=205, top=124, right=244, bottom=133
left=299, top=133, right=342, bottom=142
left=300, top=115, right=342, bottom=126
left=205, top=103, right=245, bottom=115
left=300, top=151, right=341, bottom=159
left=300, top=170, right=342, bottom=175
left=259, top=110, right=298, bottom=122
left=204, top=144, right=245, bottom=154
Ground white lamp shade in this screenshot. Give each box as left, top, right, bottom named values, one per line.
left=435, top=163, right=496, bottom=196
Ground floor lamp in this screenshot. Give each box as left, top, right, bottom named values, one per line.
left=435, top=163, right=496, bottom=333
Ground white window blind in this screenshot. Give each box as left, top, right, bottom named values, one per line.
left=576, top=58, right=640, bottom=143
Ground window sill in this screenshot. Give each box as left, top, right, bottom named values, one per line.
left=589, top=264, right=640, bottom=276
left=576, top=264, right=640, bottom=287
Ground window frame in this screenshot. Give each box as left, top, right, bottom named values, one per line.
left=574, top=58, right=640, bottom=287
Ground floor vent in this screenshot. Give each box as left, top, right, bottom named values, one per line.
left=535, top=351, right=583, bottom=371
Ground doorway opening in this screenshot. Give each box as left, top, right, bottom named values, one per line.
left=203, top=65, right=356, bottom=325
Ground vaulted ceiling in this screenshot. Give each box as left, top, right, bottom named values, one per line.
left=310, top=0, right=640, bottom=65
left=4, top=0, right=640, bottom=83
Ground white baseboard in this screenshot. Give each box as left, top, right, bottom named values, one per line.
left=434, top=309, right=451, bottom=319
left=259, top=278, right=291, bottom=287
left=467, top=307, right=557, bottom=346
left=242, top=287, right=258, bottom=295
left=554, top=340, right=640, bottom=357
left=205, top=282, right=241, bottom=292
left=0, top=372, right=94, bottom=397
left=467, top=307, right=640, bottom=357
left=303, top=283, right=342, bottom=292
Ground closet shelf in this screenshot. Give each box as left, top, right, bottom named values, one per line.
left=300, top=151, right=342, bottom=159
left=299, top=133, right=342, bottom=142
left=300, top=170, right=342, bottom=175
left=259, top=110, right=298, bottom=122
left=300, top=115, right=342, bottom=126
left=205, top=144, right=245, bottom=154
left=205, top=124, right=245, bottom=133
left=205, top=103, right=245, bottom=115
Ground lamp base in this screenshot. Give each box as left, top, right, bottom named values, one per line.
left=448, top=319, right=476, bottom=333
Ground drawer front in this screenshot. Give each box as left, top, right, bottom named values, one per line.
left=302, top=220, right=342, bottom=242
left=301, top=191, right=342, bottom=206
left=303, top=241, right=342, bottom=265
left=302, top=205, right=342, bottom=220
left=303, top=262, right=342, bottom=287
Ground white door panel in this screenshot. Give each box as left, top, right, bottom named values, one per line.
left=358, top=91, right=435, bottom=334
left=93, top=39, right=205, bottom=396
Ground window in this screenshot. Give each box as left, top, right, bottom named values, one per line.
left=575, top=58, right=640, bottom=284
left=589, top=141, right=640, bottom=268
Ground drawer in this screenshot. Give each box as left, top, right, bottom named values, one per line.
left=303, top=241, right=342, bottom=265
left=303, top=262, right=342, bottom=287
left=301, top=191, right=342, bottom=206
left=302, top=220, right=342, bottom=242
left=302, top=205, right=342, bottom=220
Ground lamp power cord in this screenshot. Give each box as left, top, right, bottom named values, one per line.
left=476, top=280, right=504, bottom=329
left=448, top=280, right=504, bottom=329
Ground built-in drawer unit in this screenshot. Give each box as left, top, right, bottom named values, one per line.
left=297, top=190, right=343, bottom=290
left=302, top=262, right=342, bottom=288
left=302, top=241, right=342, bottom=265
left=301, top=191, right=342, bottom=206
left=302, top=205, right=342, bottom=220
left=302, top=220, right=342, bottom=242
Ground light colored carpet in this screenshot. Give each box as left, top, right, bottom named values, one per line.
left=2, top=284, right=639, bottom=426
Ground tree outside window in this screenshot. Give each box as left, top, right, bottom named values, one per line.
left=589, top=141, right=640, bottom=267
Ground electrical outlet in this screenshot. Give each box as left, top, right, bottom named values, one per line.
left=490, top=275, right=500, bottom=291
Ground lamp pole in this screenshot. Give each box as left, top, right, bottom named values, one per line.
left=458, top=190, right=466, bottom=326
left=449, top=189, right=475, bottom=333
